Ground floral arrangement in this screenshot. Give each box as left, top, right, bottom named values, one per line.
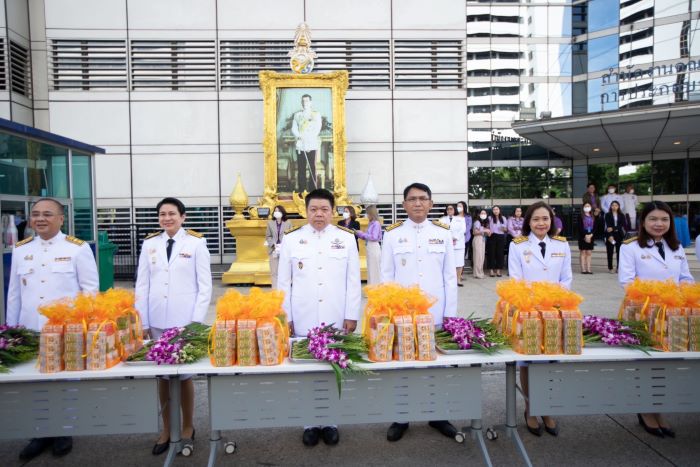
left=127, top=323, right=210, bottom=364
left=291, top=323, right=372, bottom=396
left=582, top=315, right=655, bottom=353
left=435, top=316, right=508, bottom=354
left=0, top=325, right=39, bottom=373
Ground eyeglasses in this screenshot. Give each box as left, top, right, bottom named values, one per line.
left=405, top=196, right=431, bottom=204
left=30, top=211, right=59, bottom=219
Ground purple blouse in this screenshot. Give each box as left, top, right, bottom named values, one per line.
left=463, top=216, right=472, bottom=242
left=582, top=214, right=594, bottom=232
left=356, top=220, right=382, bottom=242
left=490, top=216, right=508, bottom=235
left=507, top=217, right=523, bottom=237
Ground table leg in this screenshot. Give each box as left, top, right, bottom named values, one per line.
left=505, top=362, right=532, bottom=467
left=469, top=419, right=493, bottom=467
left=207, top=429, right=221, bottom=467
left=163, top=376, right=182, bottom=467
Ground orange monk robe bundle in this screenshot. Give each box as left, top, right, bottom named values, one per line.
left=680, top=283, right=700, bottom=351
left=101, top=288, right=142, bottom=356
left=494, top=279, right=535, bottom=336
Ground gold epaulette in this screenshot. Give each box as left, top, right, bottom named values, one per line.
left=186, top=229, right=203, bottom=238
left=623, top=236, right=637, bottom=245
left=431, top=220, right=450, bottom=230
left=337, top=225, right=354, bottom=235
left=15, top=236, right=33, bottom=247
left=512, top=236, right=528, bottom=244
left=145, top=231, right=161, bottom=240
left=284, top=224, right=302, bottom=235
left=65, top=235, right=85, bottom=246
left=552, top=235, right=567, bottom=242
left=385, top=221, right=404, bottom=232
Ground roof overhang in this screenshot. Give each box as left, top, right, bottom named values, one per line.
left=511, top=103, right=700, bottom=159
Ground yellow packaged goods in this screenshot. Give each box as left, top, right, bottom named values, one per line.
left=86, top=322, right=120, bottom=370
left=514, top=311, right=542, bottom=355
left=40, top=324, right=64, bottom=373
left=661, top=308, right=689, bottom=352
left=689, top=309, right=700, bottom=351
left=540, top=310, right=562, bottom=355
left=414, top=313, right=437, bottom=361
left=237, top=319, right=258, bottom=366
left=620, top=299, right=645, bottom=322
left=561, top=310, right=583, bottom=355
left=257, top=322, right=280, bottom=366
left=64, top=323, right=85, bottom=371
left=368, top=316, right=393, bottom=362
left=392, top=314, right=416, bottom=361
left=211, top=320, right=236, bottom=367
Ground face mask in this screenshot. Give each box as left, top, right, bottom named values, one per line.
left=608, top=188, right=615, bottom=194
left=273, top=211, right=282, bottom=220
left=479, top=214, right=487, bottom=220
left=583, top=206, right=591, bottom=213
left=457, top=206, right=464, bottom=213
left=628, top=189, right=634, bottom=194
left=342, top=212, right=350, bottom=219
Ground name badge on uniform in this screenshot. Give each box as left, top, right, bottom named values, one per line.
left=398, top=238, right=408, bottom=244
left=523, top=250, right=532, bottom=263
left=640, top=254, right=650, bottom=260
left=299, top=239, right=308, bottom=245
left=674, top=255, right=684, bottom=260
left=428, top=238, right=444, bottom=245
left=54, top=257, right=71, bottom=262
left=179, top=252, right=191, bottom=258
left=330, top=239, right=345, bottom=249
left=298, top=261, right=304, bottom=269
left=24, top=254, right=33, bottom=260
left=551, top=253, right=565, bottom=257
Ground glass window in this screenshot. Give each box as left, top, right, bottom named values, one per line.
left=588, top=0, right=619, bottom=33
left=0, top=133, right=69, bottom=197
left=689, top=201, right=700, bottom=240
left=653, top=159, right=687, bottom=195
left=521, top=167, right=548, bottom=198
left=588, top=35, right=618, bottom=72
left=468, top=167, right=492, bottom=199
left=588, top=77, right=618, bottom=112
left=72, top=151, right=94, bottom=241
left=618, top=161, right=652, bottom=196
left=549, top=6, right=572, bottom=38
left=1, top=200, right=29, bottom=249
left=492, top=167, right=520, bottom=198
left=548, top=167, right=573, bottom=198
left=689, top=158, right=700, bottom=193
left=587, top=162, right=618, bottom=195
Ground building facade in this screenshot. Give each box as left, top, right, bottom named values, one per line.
left=0, top=0, right=698, bottom=265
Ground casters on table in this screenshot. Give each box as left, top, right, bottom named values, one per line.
left=486, top=428, right=498, bottom=441
left=224, top=441, right=237, bottom=455
left=181, top=441, right=194, bottom=457
left=454, top=431, right=466, bottom=443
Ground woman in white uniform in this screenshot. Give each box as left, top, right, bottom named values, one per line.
left=508, top=201, right=572, bottom=437
left=135, top=197, right=212, bottom=455
left=618, top=201, right=693, bottom=438
left=440, top=204, right=466, bottom=286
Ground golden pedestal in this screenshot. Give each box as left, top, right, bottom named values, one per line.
left=221, top=217, right=368, bottom=285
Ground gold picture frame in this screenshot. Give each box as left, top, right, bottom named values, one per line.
left=257, top=70, right=351, bottom=216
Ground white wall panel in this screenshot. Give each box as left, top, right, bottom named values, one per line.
left=132, top=153, right=219, bottom=197
left=393, top=0, right=464, bottom=30
left=220, top=152, right=265, bottom=198
left=392, top=151, right=467, bottom=195
left=130, top=101, right=218, bottom=145
left=6, top=0, right=29, bottom=38
left=346, top=99, right=392, bottom=142
left=219, top=100, right=264, bottom=144
left=49, top=102, right=130, bottom=146
left=94, top=153, right=131, bottom=198
left=127, top=0, right=215, bottom=30
left=45, top=0, right=126, bottom=29
left=11, top=103, right=32, bottom=125
left=393, top=99, right=467, bottom=142
left=217, top=0, right=302, bottom=30
left=306, top=0, right=390, bottom=30
left=346, top=150, right=394, bottom=196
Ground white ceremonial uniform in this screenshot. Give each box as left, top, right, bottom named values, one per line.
left=600, top=193, right=625, bottom=214
left=621, top=192, right=638, bottom=228
left=618, top=237, right=693, bottom=286
left=278, top=224, right=361, bottom=337
left=696, top=235, right=700, bottom=263
left=380, top=219, right=458, bottom=323
left=6, top=232, right=99, bottom=331
left=135, top=228, right=212, bottom=329
left=440, top=215, right=466, bottom=268
left=508, top=233, right=573, bottom=289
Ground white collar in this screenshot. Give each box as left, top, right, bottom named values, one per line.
left=529, top=232, right=549, bottom=245
left=163, top=228, right=185, bottom=241
left=39, top=231, right=65, bottom=244
left=406, top=218, right=429, bottom=229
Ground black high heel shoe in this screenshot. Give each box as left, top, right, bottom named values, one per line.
left=638, top=414, right=664, bottom=438
left=152, top=437, right=170, bottom=456
left=524, top=411, right=543, bottom=437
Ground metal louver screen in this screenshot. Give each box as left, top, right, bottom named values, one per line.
left=49, top=40, right=127, bottom=90
left=220, top=40, right=390, bottom=89
left=130, top=40, right=216, bottom=90
left=9, top=41, right=31, bottom=97
left=0, top=39, right=6, bottom=91
left=394, top=40, right=465, bottom=88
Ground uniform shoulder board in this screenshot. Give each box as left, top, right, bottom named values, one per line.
left=552, top=236, right=567, bottom=242
left=15, top=236, right=33, bottom=247
left=144, top=231, right=161, bottom=240
left=623, top=236, right=637, bottom=245
left=284, top=224, right=302, bottom=235
left=385, top=221, right=404, bottom=232
left=431, top=220, right=450, bottom=230
left=186, top=229, right=203, bottom=238
left=337, top=225, right=355, bottom=235
left=512, top=236, right=528, bottom=244
left=65, top=235, right=85, bottom=246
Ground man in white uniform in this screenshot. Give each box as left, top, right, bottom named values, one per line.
left=291, top=94, right=322, bottom=192
left=380, top=182, right=459, bottom=442
left=278, top=188, right=361, bottom=447
left=600, top=184, right=625, bottom=214
left=6, top=198, right=98, bottom=460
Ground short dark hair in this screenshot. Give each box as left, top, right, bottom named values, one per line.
left=403, top=182, right=431, bottom=200
left=522, top=201, right=557, bottom=237
left=609, top=200, right=621, bottom=210
left=305, top=188, right=335, bottom=208
left=33, top=198, right=65, bottom=214
left=443, top=204, right=456, bottom=216
left=301, top=94, right=312, bottom=101
left=345, top=205, right=357, bottom=221
left=587, top=182, right=595, bottom=188
left=273, top=205, right=288, bottom=221
left=157, top=197, right=186, bottom=215
left=637, top=201, right=679, bottom=251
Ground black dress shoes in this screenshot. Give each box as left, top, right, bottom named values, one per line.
left=152, top=438, right=170, bottom=455
left=302, top=427, right=321, bottom=447
left=525, top=412, right=543, bottom=437
left=52, top=436, right=73, bottom=457
left=543, top=422, right=559, bottom=436
left=428, top=420, right=457, bottom=439
left=19, top=437, right=53, bottom=460
left=660, top=426, right=676, bottom=438
left=321, top=426, right=339, bottom=445
left=387, top=422, right=409, bottom=442
left=638, top=414, right=664, bottom=438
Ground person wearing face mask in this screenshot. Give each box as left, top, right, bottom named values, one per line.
left=486, top=206, right=507, bottom=277
left=508, top=201, right=572, bottom=438
left=472, top=209, right=491, bottom=279
left=338, top=206, right=360, bottom=250
left=578, top=202, right=596, bottom=274
left=619, top=201, right=693, bottom=438
left=439, top=204, right=467, bottom=286
left=621, top=184, right=638, bottom=231
left=600, top=184, right=625, bottom=214
left=265, top=205, right=293, bottom=289
left=604, top=201, right=627, bottom=273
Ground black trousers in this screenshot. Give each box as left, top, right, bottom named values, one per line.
left=605, top=237, right=622, bottom=270
left=296, top=150, right=317, bottom=192
left=486, top=234, right=506, bottom=270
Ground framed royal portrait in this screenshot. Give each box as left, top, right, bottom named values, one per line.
left=257, top=70, right=350, bottom=216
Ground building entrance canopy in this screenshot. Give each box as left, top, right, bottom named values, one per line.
left=512, top=103, right=700, bottom=159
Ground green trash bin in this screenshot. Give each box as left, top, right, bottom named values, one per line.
left=97, top=231, right=118, bottom=291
